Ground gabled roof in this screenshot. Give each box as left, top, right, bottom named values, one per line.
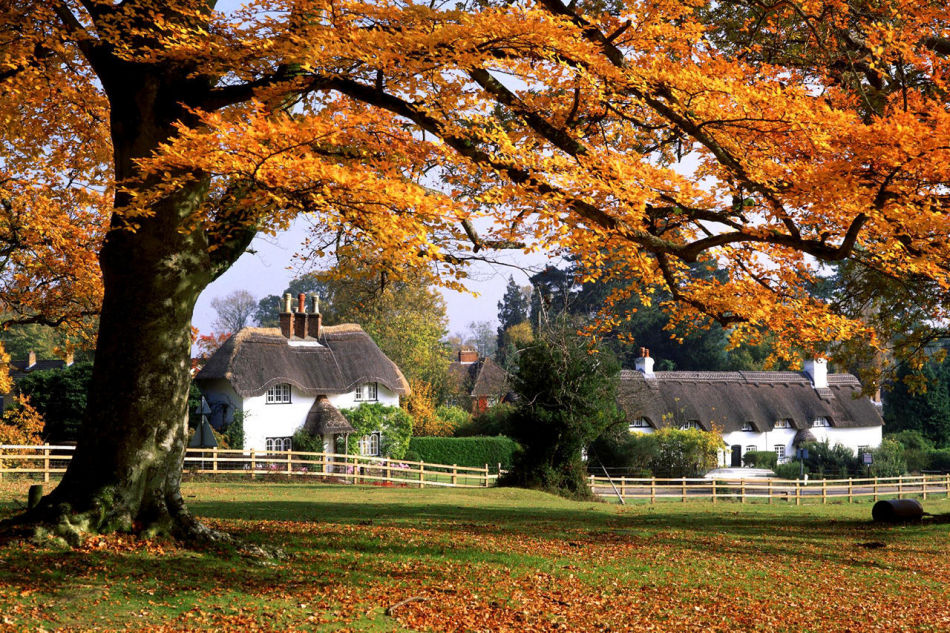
left=195, top=325, right=410, bottom=398
left=618, top=369, right=883, bottom=433
left=448, top=357, right=509, bottom=397
left=304, top=396, right=355, bottom=435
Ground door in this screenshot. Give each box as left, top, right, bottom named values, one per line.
left=731, top=445, right=742, bottom=468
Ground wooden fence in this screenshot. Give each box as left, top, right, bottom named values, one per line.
left=0, top=444, right=500, bottom=489
left=588, top=473, right=950, bottom=504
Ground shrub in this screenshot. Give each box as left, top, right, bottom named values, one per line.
left=925, top=448, right=950, bottom=472
left=870, top=438, right=907, bottom=477
left=15, top=361, right=92, bottom=442
left=799, top=440, right=860, bottom=478
left=588, top=428, right=656, bottom=477
left=342, top=403, right=413, bottom=459
left=774, top=461, right=806, bottom=480
left=743, top=451, right=778, bottom=469
left=454, top=403, right=515, bottom=437
left=889, top=430, right=934, bottom=473
left=434, top=405, right=471, bottom=434
left=408, top=436, right=520, bottom=469
left=650, top=428, right=723, bottom=478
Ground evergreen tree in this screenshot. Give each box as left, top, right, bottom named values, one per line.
left=884, top=353, right=950, bottom=447
left=500, top=318, right=624, bottom=499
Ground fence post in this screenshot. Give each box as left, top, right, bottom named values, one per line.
left=898, top=476, right=903, bottom=500
left=484, top=464, right=489, bottom=487
left=946, top=473, right=949, bottom=498
left=712, top=479, right=717, bottom=504
left=768, top=479, right=773, bottom=504
left=286, top=450, right=292, bottom=476
left=873, top=477, right=879, bottom=502
left=43, top=443, right=50, bottom=483
left=385, top=461, right=391, bottom=483
left=741, top=480, right=746, bottom=504
left=848, top=478, right=853, bottom=503
left=213, top=447, right=218, bottom=473
left=650, top=477, right=656, bottom=504
left=795, top=481, right=801, bottom=506
left=821, top=479, right=827, bottom=504
left=250, top=449, right=256, bottom=478
left=451, top=465, right=457, bottom=487
left=419, top=460, right=425, bottom=489
left=0, top=444, right=3, bottom=481
left=923, top=475, right=928, bottom=501
left=681, top=477, right=687, bottom=503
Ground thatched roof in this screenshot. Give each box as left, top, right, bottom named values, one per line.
left=618, top=370, right=883, bottom=433
left=195, top=326, right=410, bottom=398
left=448, top=357, right=509, bottom=397
left=304, top=396, right=355, bottom=435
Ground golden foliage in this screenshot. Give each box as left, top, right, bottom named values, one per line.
left=0, top=395, right=45, bottom=446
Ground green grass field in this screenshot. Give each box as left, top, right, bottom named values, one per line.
left=1, top=480, right=949, bottom=632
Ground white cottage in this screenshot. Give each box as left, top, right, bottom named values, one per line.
left=194, top=293, right=409, bottom=455
left=618, top=350, right=883, bottom=467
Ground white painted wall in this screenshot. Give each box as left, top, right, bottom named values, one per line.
left=238, top=382, right=399, bottom=451
left=718, top=425, right=882, bottom=466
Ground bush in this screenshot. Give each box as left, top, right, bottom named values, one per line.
left=434, top=405, right=471, bottom=434
left=743, top=451, right=778, bottom=469
left=454, top=403, right=515, bottom=437
left=925, top=448, right=950, bottom=472
left=408, top=436, right=520, bottom=469
left=774, top=461, right=806, bottom=480
left=342, top=403, right=413, bottom=459
left=588, top=428, right=656, bottom=477
left=871, top=438, right=907, bottom=477
left=799, top=440, right=860, bottom=478
left=15, top=361, right=92, bottom=442
left=650, top=428, right=723, bottom=478
left=889, top=430, right=934, bottom=473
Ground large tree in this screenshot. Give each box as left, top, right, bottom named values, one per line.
left=3, top=0, right=950, bottom=542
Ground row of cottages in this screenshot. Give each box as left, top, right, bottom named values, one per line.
left=446, top=348, right=510, bottom=414
left=618, top=350, right=884, bottom=466
left=195, top=293, right=409, bottom=455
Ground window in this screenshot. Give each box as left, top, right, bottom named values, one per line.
left=358, top=433, right=380, bottom=457
left=812, top=417, right=831, bottom=427
left=746, top=445, right=757, bottom=455
left=858, top=445, right=870, bottom=456
left=774, top=445, right=786, bottom=462
left=354, top=382, right=378, bottom=402
left=741, top=422, right=755, bottom=432
left=266, top=436, right=292, bottom=453
left=679, top=420, right=701, bottom=431
left=629, top=418, right=651, bottom=432
left=774, top=419, right=791, bottom=429
left=265, top=383, right=291, bottom=404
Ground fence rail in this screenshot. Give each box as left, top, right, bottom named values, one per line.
left=588, top=473, right=950, bottom=504
left=0, top=444, right=500, bottom=489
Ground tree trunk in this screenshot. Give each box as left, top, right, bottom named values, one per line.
left=7, top=59, right=252, bottom=547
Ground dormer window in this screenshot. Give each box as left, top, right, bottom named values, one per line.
left=354, top=382, right=378, bottom=402
left=741, top=422, right=755, bottom=432
left=265, top=383, right=292, bottom=404
left=629, top=418, right=652, bottom=432
left=679, top=420, right=701, bottom=431
left=774, top=419, right=792, bottom=429
left=812, top=417, right=831, bottom=427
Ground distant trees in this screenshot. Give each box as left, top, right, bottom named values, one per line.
left=884, top=353, right=950, bottom=448
left=210, top=290, right=258, bottom=334
left=15, top=363, right=93, bottom=443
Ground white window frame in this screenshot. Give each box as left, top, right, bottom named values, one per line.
left=741, top=422, right=755, bottom=432
left=774, top=444, right=786, bottom=463
left=265, top=383, right=292, bottom=404
left=774, top=419, right=791, bottom=429
left=745, top=445, right=757, bottom=455
left=629, top=418, right=651, bottom=432
left=265, top=436, right=292, bottom=453
left=812, top=417, right=831, bottom=427
left=679, top=420, right=701, bottom=431
left=354, top=382, right=378, bottom=402
left=358, top=432, right=380, bottom=457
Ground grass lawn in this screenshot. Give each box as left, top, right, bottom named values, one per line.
left=1, top=480, right=950, bottom=632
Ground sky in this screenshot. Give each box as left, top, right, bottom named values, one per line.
left=191, top=218, right=556, bottom=338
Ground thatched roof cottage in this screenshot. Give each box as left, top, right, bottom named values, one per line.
left=195, top=293, right=409, bottom=456
left=618, top=349, right=883, bottom=467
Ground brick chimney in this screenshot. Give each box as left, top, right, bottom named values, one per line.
left=458, top=349, right=478, bottom=364
left=306, top=293, right=322, bottom=339
left=279, top=292, right=294, bottom=338
left=27, top=350, right=36, bottom=368
left=634, top=347, right=654, bottom=377
left=293, top=293, right=308, bottom=339
left=804, top=358, right=828, bottom=389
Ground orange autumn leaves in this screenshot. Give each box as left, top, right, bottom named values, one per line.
left=3, top=0, right=950, bottom=367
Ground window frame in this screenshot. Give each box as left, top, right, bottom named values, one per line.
left=629, top=417, right=651, bottom=432
left=358, top=432, right=380, bottom=457
left=774, top=444, right=786, bottom=463
left=265, top=383, right=292, bottom=405
left=265, top=436, right=292, bottom=453
left=740, top=422, right=755, bottom=432
left=774, top=419, right=792, bottom=429
left=354, top=382, right=379, bottom=402
left=679, top=420, right=702, bottom=431
left=812, top=417, right=831, bottom=428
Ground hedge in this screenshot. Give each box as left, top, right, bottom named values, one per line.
left=408, top=436, right=520, bottom=469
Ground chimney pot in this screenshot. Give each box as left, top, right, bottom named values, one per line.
left=309, top=293, right=320, bottom=315
left=297, top=293, right=306, bottom=313
left=635, top=351, right=654, bottom=377
left=27, top=350, right=36, bottom=368
left=282, top=293, right=292, bottom=314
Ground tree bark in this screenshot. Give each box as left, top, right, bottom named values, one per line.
left=7, top=55, right=251, bottom=546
